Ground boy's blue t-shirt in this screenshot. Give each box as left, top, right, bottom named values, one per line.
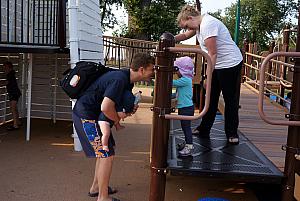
left=73, top=69, right=132, bottom=119
left=172, top=77, right=193, bottom=108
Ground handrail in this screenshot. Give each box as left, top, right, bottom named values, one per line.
left=246, top=52, right=294, bottom=68
left=259, top=51, right=300, bottom=126
left=162, top=47, right=213, bottom=120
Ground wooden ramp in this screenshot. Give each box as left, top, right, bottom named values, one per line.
left=238, top=84, right=288, bottom=171
left=220, top=83, right=288, bottom=171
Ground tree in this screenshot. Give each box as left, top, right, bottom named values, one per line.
left=211, top=0, right=298, bottom=50
left=99, top=0, right=122, bottom=31
left=118, top=0, right=186, bottom=41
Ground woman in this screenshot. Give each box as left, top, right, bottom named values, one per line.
left=175, top=5, right=243, bottom=145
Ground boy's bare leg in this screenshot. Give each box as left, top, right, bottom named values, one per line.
left=90, top=158, right=101, bottom=194
left=10, top=100, right=20, bottom=128
left=97, top=156, right=114, bottom=201
left=99, top=121, right=111, bottom=151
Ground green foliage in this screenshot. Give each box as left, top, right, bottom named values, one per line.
left=99, top=0, right=122, bottom=31
left=214, top=0, right=298, bottom=50
left=117, top=0, right=186, bottom=41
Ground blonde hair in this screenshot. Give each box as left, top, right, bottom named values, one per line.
left=177, top=5, right=200, bottom=24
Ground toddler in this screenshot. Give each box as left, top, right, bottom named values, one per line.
left=173, top=56, right=195, bottom=157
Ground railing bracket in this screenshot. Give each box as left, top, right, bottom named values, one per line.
left=282, top=145, right=300, bottom=160
left=289, top=57, right=300, bottom=63
left=285, top=113, right=300, bottom=120
left=151, top=166, right=168, bottom=175
left=154, top=65, right=177, bottom=72
left=150, top=107, right=175, bottom=117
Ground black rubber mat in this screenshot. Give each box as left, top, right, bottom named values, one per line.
left=167, top=115, right=284, bottom=184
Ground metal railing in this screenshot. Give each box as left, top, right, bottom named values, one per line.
left=244, top=52, right=293, bottom=107
left=0, top=0, right=66, bottom=48
left=163, top=47, right=212, bottom=120
left=258, top=51, right=300, bottom=126
left=103, top=35, right=157, bottom=69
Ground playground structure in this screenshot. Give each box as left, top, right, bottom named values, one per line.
left=0, top=1, right=299, bottom=201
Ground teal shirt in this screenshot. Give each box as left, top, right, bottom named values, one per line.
left=172, top=77, right=193, bottom=108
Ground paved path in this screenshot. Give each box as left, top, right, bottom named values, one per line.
left=0, top=104, right=258, bottom=201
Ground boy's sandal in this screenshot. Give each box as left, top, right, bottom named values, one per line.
left=88, top=186, right=117, bottom=197
left=108, top=186, right=118, bottom=194
left=88, top=191, right=98, bottom=197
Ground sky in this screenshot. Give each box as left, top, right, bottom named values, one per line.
left=104, top=0, right=238, bottom=36
left=183, top=0, right=238, bottom=44
left=201, top=0, right=237, bottom=13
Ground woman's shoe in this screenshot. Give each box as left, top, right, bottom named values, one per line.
left=192, top=128, right=210, bottom=138
left=228, top=137, right=239, bottom=145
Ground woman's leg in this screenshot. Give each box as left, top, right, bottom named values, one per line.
left=195, top=71, right=221, bottom=136
left=219, top=63, right=242, bottom=139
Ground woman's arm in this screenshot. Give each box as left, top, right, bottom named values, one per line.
left=175, top=30, right=196, bottom=42
left=204, top=36, right=217, bottom=69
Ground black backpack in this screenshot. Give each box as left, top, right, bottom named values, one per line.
left=60, top=61, right=113, bottom=99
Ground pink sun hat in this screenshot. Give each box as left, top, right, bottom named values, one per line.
left=174, top=56, right=194, bottom=79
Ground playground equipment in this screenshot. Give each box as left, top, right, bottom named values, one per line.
left=150, top=23, right=300, bottom=201
left=259, top=51, right=300, bottom=201
left=149, top=32, right=213, bottom=201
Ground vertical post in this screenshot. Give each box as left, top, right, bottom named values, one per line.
left=21, top=53, right=27, bottom=118
left=234, top=0, right=241, bottom=44
left=26, top=54, right=33, bottom=141
left=242, top=39, right=249, bottom=82
left=149, top=32, right=175, bottom=201
left=281, top=7, right=300, bottom=201
left=53, top=54, right=58, bottom=124
left=68, top=0, right=82, bottom=151
left=279, top=25, right=290, bottom=105
left=58, top=0, right=66, bottom=49
left=266, top=41, right=275, bottom=97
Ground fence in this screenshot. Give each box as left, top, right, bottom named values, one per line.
left=243, top=48, right=294, bottom=107
left=0, top=0, right=66, bottom=48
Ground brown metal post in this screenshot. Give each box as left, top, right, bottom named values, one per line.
left=242, top=39, right=249, bottom=82
left=58, top=0, right=66, bottom=49
left=281, top=8, right=300, bottom=201
left=149, top=32, right=175, bottom=201
left=267, top=41, right=275, bottom=81
left=266, top=41, right=275, bottom=97
left=280, top=25, right=290, bottom=105
left=199, top=61, right=205, bottom=112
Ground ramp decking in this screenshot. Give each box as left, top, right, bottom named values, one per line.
left=167, top=83, right=288, bottom=181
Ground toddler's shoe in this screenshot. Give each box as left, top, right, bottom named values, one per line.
left=178, top=144, right=193, bottom=157
left=176, top=142, right=185, bottom=151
